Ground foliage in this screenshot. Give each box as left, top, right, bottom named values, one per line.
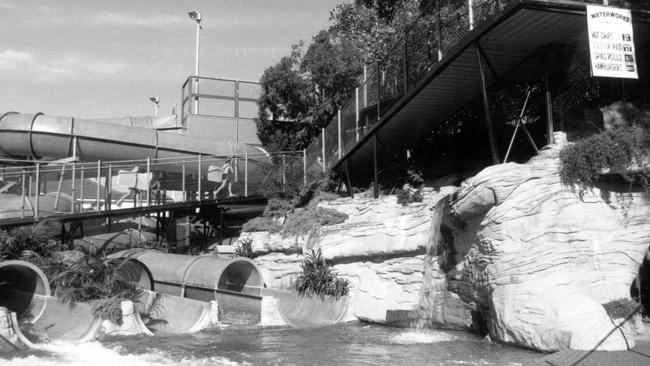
left=291, top=173, right=340, bottom=208
left=91, top=297, right=124, bottom=326
left=0, top=221, right=62, bottom=260
left=290, top=248, right=350, bottom=299
left=234, top=238, right=254, bottom=259
left=602, top=298, right=642, bottom=319
left=282, top=200, right=348, bottom=238
left=241, top=216, right=282, bottom=233
left=50, top=257, right=141, bottom=324
left=396, top=188, right=423, bottom=206
left=559, top=126, right=650, bottom=190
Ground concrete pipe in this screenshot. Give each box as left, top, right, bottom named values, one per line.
left=112, top=249, right=264, bottom=324
left=0, top=260, right=50, bottom=321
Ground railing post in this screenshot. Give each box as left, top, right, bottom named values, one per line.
left=337, top=109, right=342, bottom=160
left=107, top=164, right=112, bottom=211
left=468, top=0, right=475, bottom=30
left=96, top=160, right=101, bottom=211
left=282, top=153, right=286, bottom=194
left=355, top=87, right=360, bottom=141
left=403, top=41, right=409, bottom=93
left=376, top=61, right=381, bottom=121
left=147, top=157, right=151, bottom=206
left=363, top=66, right=368, bottom=109
left=182, top=160, right=186, bottom=201
left=244, top=152, right=249, bottom=197
left=34, top=163, right=40, bottom=220
left=79, top=166, right=84, bottom=213
left=436, top=0, right=443, bottom=60
left=197, top=154, right=202, bottom=201
left=21, top=169, right=26, bottom=219
left=321, top=128, right=326, bottom=173
left=71, top=136, right=77, bottom=213
left=302, top=149, right=307, bottom=187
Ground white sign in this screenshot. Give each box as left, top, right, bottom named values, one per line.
left=587, top=5, right=638, bottom=79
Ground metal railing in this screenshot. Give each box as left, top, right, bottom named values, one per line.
left=305, top=0, right=618, bottom=174
left=181, top=76, right=260, bottom=126
left=0, top=151, right=312, bottom=222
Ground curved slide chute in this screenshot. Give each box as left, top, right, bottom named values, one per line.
left=0, top=260, right=101, bottom=349
left=0, top=112, right=269, bottom=176
left=260, top=288, right=352, bottom=327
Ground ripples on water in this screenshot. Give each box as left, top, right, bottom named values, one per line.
left=1, top=323, right=540, bottom=366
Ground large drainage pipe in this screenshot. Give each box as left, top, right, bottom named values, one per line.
left=0, top=260, right=50, bottom=321
left=112, top=249, right=264, bottom=324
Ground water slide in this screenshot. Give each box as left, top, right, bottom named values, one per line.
left=260, top=288, right=352, bottom=327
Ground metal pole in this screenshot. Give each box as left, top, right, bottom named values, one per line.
left=282, top=153, right=286, bottom=194
left=363, top=66, right=368, bottom=108
left=21, top=170, right=25, bottom=219
left=96, top=160, right=101, bottom=211
left=302, top=149, right=307, bottom=187
left=182, top=160, right=186, bottom=201
left=194, top=21, right=200, bottom=114
left=146, top=157, right=151, bottom=206
left=355, top=87, right=360, bottom=141
left=337, top=109, right=342, bottom=159
left=244, top=152, right=249, bottom=197
left=321, top=128, right=326, bottom=173
left=475, top=44, right=500, bottom=165
left=376, top=61, right=381, bottom=121
left=79, top=166, right=84, bottom=212
left=468, top=0, right=474, bottom=30
left=71, top=162, right=76, bottom=213
left=35, top=163, right=40, bottom=219
left=197, top=154, right=202, bottom=201
left=107, top=164, right=112, bottom=211
left=28, top=175, right=32, bottom=204
left=436, top=0, right=443, bottom=60
left=373, top=135, right=379, bottom=199
left=544, top=59, right=554, bottom=145
left=403, top=41, right=409, bottom=93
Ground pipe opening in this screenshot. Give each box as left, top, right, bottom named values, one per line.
left=111, top=258, right=154, bottom=292
left=0, top=261, right=50, bottom=318
left=218, top=261, right=262, bottom=297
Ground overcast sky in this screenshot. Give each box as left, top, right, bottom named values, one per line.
left=0, top=0, right=343, bottom=118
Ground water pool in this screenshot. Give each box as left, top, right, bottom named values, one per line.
left=2, top=323, right=542, bottom=365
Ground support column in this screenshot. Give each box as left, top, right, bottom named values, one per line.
left=544, top=58, right=554, bottom=145
left=475, top=44, right=500, bottom=165
left=373, top=135, right=379, bottom=199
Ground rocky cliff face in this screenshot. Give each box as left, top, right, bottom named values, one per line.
left=424, top=145, right=650, bottom=351
left=239, top=189, right=452, bottom=324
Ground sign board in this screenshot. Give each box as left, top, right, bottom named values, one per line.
left=587, top=5, right=638, bottom=79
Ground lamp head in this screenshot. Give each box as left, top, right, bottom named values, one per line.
left=150, top=96, right=159, bottom=104
left=188, top=11, right=202, bottom=23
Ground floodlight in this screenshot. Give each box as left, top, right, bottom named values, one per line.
left=188, top=11, right=202, bottom=23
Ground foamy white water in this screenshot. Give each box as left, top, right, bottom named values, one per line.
left=391, top=330, right=456, bottom=344
left=3, top=341, right=248, bottom=366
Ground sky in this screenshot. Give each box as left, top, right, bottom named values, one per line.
left=0, top=0, right=345, bottom=118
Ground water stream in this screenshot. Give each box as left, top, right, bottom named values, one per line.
left=1, top=323, right=541, bottom=365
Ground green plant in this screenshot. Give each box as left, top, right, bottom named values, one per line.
left=0, top=221, right=62, bottom=260
left=51, top=256, right=141, bottom=324
left=234, top=238, right=254, bottom=259
left=559, top=126, right=650, bottom=192
left=396, top=188, right=424, bottom=206
left=602, top=298, right=642, bottom=319
left=241, top=216, right=282, bottom=233
left=91, top=297, right=124, bottom=325
left=281, top=202, right=348, bottom=238
left=264, top=197, right=293, bottom=217
left=290, top=248, right=349, bottom=299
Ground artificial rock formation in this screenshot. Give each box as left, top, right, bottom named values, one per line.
left=239, top=188, right=453, bottom=324
left=425, top=143, right=650, bottom=352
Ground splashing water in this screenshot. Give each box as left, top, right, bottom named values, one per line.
left=2, top=340, right=247, bottom=366
left=391, top=330, right=456, bottom=344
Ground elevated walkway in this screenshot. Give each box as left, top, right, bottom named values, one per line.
left=306, top=0, right=650, bottom=192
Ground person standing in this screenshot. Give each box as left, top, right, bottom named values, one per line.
left=215, top=157, right=235, bottom=198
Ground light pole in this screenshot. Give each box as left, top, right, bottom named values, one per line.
left=188, top=11, right=202, bottom=114
left=149, top=96, right=160, bottom=116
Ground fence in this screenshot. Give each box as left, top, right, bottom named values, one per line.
left=305, top=0, right=619, bottom=174
left=0, top=151, right=310, bottom=221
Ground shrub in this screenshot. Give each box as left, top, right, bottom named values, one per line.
left=241, top=216, right=282, bottom=233
left=234, top=238, right=254, bottom=259
left=559, top=126, right=650, bottom=191
left=91, top=297, right=124, bottom=325
left=290, top=248, right=349, bottom=299
left=0, top=221, right=62, bottom=260
left=282, top=203, right=348, bottom=237
left=264, top=197, right=293, bottom=217
left=51, top=256, right=141, bottom=324
left=396, top=188, right=424, bottom=206
left=602, top=298, right=642, bottom=319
